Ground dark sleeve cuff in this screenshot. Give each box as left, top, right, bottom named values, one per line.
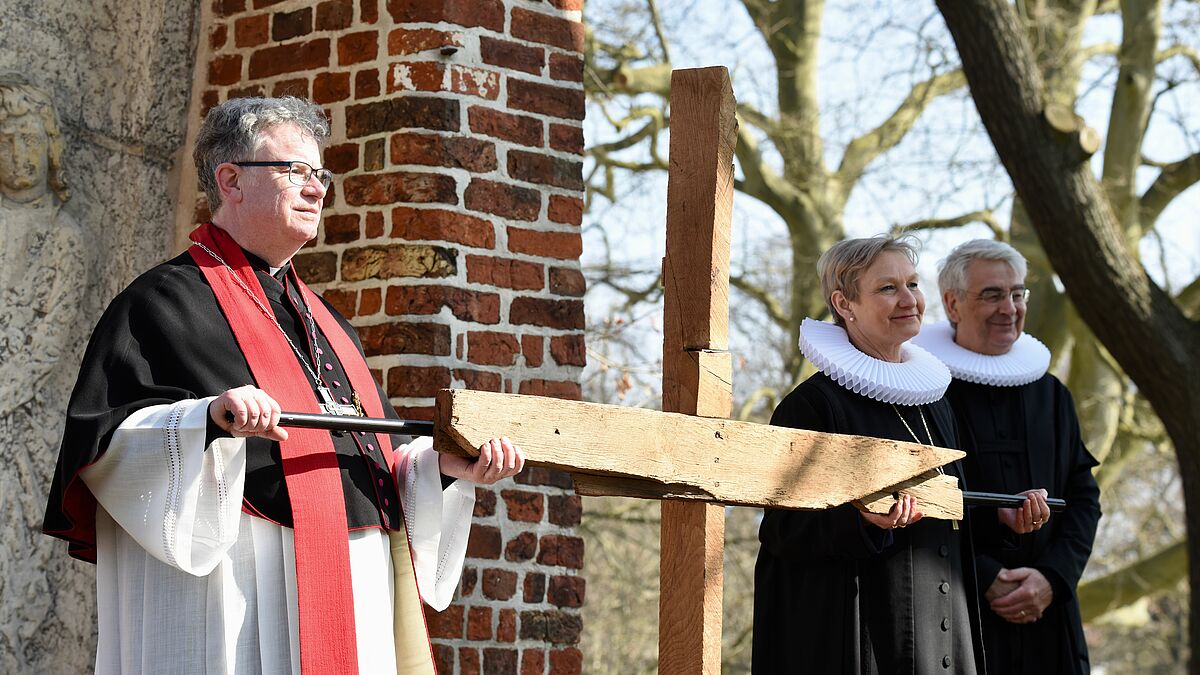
left=1035, top=565, right=1071, bottom=604
left=975, top=555, right=1003, bottom=595
left=205, top=413, right=232, bottom=449
left=440, top=473, right=457, bottom=490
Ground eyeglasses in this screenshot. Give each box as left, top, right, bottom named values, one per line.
left=969, top=288, right=1030, bottom=305
left=234, top=160, right=334, bottom=189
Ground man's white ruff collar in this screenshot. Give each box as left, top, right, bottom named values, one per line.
left=798, top=318, right=951, bottom=405
left=910, top=320, right=1050, bottom=387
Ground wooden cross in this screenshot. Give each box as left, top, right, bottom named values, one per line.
left=433, top=67, right=963, bottom=674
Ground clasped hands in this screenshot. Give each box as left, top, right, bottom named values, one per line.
left=209, top=385, right=524, bottom=485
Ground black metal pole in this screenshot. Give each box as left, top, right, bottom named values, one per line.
left=964, top=491, right=1066, bottom=512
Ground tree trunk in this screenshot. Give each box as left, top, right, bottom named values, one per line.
left=935, top=0, right=1200, bottom=670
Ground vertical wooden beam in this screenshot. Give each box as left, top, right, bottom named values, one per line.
left=659, top=66, right=737, bottom=675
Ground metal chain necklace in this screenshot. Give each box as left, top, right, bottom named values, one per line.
left=891, top=403, right=944, bottom=475
left=192, top=241, right=359, bottom=416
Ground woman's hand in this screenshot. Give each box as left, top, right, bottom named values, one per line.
left=858, top=494, right=924, bottom=530
left=440, top=437, right=526, bottom=485
left=998, top=488, right=1050, bottom=534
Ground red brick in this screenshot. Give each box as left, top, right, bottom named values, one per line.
left=249, top=39, right=329, bottom=78
left=507, top=228, right=582, bottom=260
left=346, top=97, right=459, bottom=137
left=357, top=321, right=450, bottom=356
left=387, top=27, right=464, bottom=55
left=315, top=0, right=353, bottom=30
left=506, top=531, right=538, bottom=562
left=482, top=568, right=518, bottom=600
left=460, top=648, right=480, bottom=675
left=363, top=138, right=385, bottom=171
left=253, top=0, right=287, bottom=8
left=518, top=379, right=583, bottom=400
left=509, top=79, right=584, bottom=120
left=549, top=123, right=584, bottom=155
left=323, top=142, right=359, bottom=174
left=449, top=65, right=500, bottom=100
left=208, top=54, right=242, bottom=86
left=432, top=645, right=454, bottom=674
left=547, top=195, right=583, bottom=226
left=391, top=207, right=495, bottom=248
left=455, top=369, right=503, bottom=392
left=292, top=251, right=336, bottom=283
left=548, top=494, right=582, bottom=527
left=360, top=0, right=378, bottom=23
left=354, top=68, right=380, bottom=98
left=465, top=179, right=540, bottom=221
left=312, top=71, right=351, bottom=104
left=200, top=90, right=220, bottom=117
left=323, top=288, right=356, bottom=317
left=467, top=606, right=492, bottom=640
left=323, top=213, right=360, bottom=244
left=549, top=0, right=583, bottom=9
left=550, top=53, right=584, bottom=82
left=365, top=211, right=384, bottom=238
left=469, top=107, right=542, bottom=147
left=521, top=650, right=545, bottom=675
left=466, top=255, right=543, bottom=291
left=386, top=61, right=445, bottom=93
left=549, top=266, right=585, bottom=297
left=386, top=365, right=451, bottom=398
left=512, top=8, right=585, bottom=52
left=391, top=133, right=496, bottom=172
left=467, top=331, right=519, bottom=366
left=271, top=78, right=309, bottom=98
left=519, top=610, right=583, bottom=644
left=338, top=30, right=377, bottom=66
left=213, top=0, right=245, bottom=19
left=480, top=36, right=543, bottom=76
left=460, top=566, right=478, bottom=596
left=483, top=648, right=518, bottom=675
left=474, top=487, right=497, bottom=517
left=549, top=648, right=583, bottom=675
left=424, top=603, right=464, bottom=639
left=502, top=489, right=544, bottom=522
left=359, top=286, right=381, bottom=315
left=550, top=334, right=586, bottom=366
left=386, top=0, right=504, bottom=32
left=548, top=576, right=585, bottom=608
left=228, top=84, right=265, bottom=99
left=393, top=404, right=435, bottom=419
left=210, top=23, right=228, bottom=49
left=498, top=608, right=517, bottom=643
left=467, top=524, right=502, bottom=559
left=386, top=286, right=501, bottom=324
left=342, top=243, right=456, bottom=281
left=508, top=150, right=584, bottom=190
left=515, top=467, right=574, bottom=489
left=522, top=335, right=544, bottom=367
left=343, top=171, right=458, bottom=206
left=271, top=7, right=311, bottom=41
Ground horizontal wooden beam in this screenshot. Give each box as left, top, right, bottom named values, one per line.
left=434, top=389, right=965, bottom=515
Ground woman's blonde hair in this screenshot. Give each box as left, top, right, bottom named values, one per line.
left=817, top=235, right=919, bottom=326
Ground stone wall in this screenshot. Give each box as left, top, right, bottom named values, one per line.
left=0, top=0, right=200, bottom=671
left=176, top=0, right=589, bottom=673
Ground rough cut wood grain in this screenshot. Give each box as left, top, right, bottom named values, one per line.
left=853, top=471, right=964, bottom=520
left=433, top=389, right=966, bottom=512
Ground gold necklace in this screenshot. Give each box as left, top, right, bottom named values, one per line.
left=891, top=403, right=943, bottom=474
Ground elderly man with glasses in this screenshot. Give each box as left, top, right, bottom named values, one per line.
left=43, top=96, right=523, bottom=674
left=912, top=239, right=1101, bottom=675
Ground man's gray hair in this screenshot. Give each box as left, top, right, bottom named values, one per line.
left=817, top=235, right=920, bottom=327
left=193, top=96, right=330, bottom=213
left=937, top=239, right=1028, bottom=296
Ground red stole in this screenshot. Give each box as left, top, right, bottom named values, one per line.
left=189, top=223, right=395, bottom=673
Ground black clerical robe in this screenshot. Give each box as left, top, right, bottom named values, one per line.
left=946, top=375, right=1101, bottom=675
left=753, top=372, right=985, bottom=675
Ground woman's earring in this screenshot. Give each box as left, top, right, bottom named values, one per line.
left=848, top=316, right=855, bottom=322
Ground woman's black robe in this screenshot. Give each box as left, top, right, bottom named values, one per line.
left=753, top=372, right=986, bottom=674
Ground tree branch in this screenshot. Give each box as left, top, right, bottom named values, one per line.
left=1139, top=151, right=1200, bottom=232
left=730, top=274, right=790, bottom=330
left=834, top=69, right=967, bottom=205
left=1078, top=539, right=1188, bottom=622
left=893, top=210, right=1006, bottom=240
left=1177, top=276, right=1200, bottom=319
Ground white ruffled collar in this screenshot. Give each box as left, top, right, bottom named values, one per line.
left=910, top=320, right=1049, bottom=387
left=798, top=318, right=951, bottom=406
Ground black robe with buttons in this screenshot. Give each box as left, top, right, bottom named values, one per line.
left=753, top=372, right=986, bottom=674
left=945, top=375, right=1100, bottom=675
left=44, top=249, right=411, bottom=561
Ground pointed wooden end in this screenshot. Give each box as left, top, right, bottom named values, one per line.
left=853, top=471, right=964, bottom=520
left=433, top=389, right=477, bottom=458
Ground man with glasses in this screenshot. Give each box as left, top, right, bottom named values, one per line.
left=43, top=96, right=523, bottom=674
left=913, top=239, right=1101, bottom=674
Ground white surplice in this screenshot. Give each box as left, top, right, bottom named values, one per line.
left=80, top=397, right=474, bottom=674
